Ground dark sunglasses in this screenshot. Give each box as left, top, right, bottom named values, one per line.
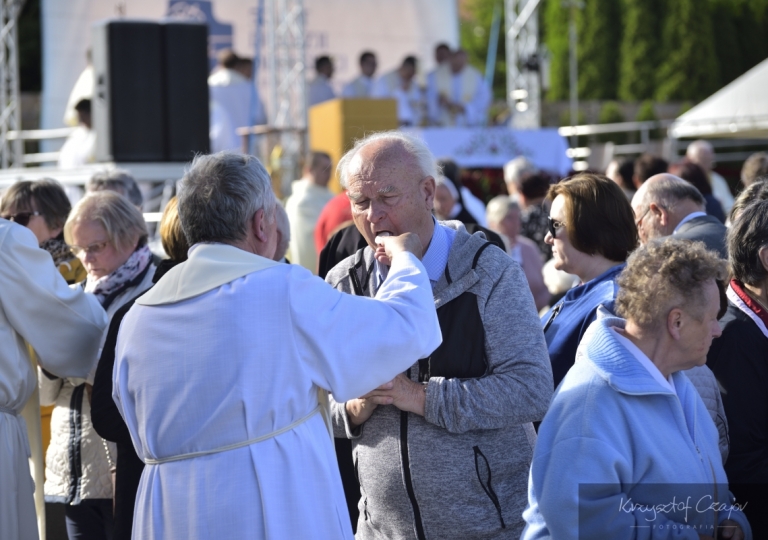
left=547, top=216, right=565, bottom=237
left=1, top=211, right=41, bottom=227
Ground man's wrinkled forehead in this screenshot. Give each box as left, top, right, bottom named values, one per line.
left=347, top=142, right=419, bottom=184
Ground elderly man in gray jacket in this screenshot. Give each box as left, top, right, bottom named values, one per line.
left=326, top=131, right=554, bottom=539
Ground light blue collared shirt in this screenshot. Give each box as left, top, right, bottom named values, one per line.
left=375, top=219, right=456, bottom=290
left=673, top=211, right=707, bottom=234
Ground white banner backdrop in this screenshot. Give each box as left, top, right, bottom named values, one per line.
left=40, top=0, right=459, bottom=148
left=404, top=127, right=573, bottom=174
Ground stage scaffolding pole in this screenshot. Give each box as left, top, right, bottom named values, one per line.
left=0, top=0, right=25, bottom=169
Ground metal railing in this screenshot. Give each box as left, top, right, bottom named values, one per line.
left=6, top=127, right=75, bottom=165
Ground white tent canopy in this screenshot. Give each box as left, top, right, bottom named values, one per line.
left=669, top=58, right=768, bottom=139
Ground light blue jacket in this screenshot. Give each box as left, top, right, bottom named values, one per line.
left=522, top=315, right=752, bottom=540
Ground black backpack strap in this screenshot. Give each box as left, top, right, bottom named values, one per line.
left=472, top=242, right=494, bottom=270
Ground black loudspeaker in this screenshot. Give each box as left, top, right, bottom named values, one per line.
left=93, top=20, right=210, bottom=162
left=163, top=21, right=210, bottom=161
left=93, top=21, right=166, bottom=162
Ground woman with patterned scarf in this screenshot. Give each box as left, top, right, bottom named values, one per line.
left=0, top=178, right=86, bottom=284
left=40, top=190, right=156, bottom=540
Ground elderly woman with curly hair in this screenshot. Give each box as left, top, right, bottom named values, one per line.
left=523, top=238, right=751, bottom=540
left=708, top=199, right=768, bottom=537
left=39, top=191, right=155, bottom=540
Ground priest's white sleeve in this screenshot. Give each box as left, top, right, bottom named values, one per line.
left=0, top=223, right=107, bottom=378
left=289, top=251, right=441, bottom=403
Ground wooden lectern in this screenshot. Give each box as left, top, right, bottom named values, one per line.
left=308, top=98, right=398, bottom=193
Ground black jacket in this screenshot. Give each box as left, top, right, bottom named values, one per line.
left=707, top=300, right=768, bottom=537
left=91, top=259, right=179, bottom=540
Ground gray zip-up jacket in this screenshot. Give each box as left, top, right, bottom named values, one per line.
left=327, top=222, right=554, bottom=539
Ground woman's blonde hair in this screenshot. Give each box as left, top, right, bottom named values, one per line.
left=159, top=197, right=189, bottom=262
left=64, top=190, right=147, bottom=252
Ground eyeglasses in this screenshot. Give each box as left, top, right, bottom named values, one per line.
left=547, top=216, right=565, bottom=237
left=635, top=206, right=651, bottom=227
left=1, top=211, right=41, bottom=227
left=70, top=240, right=110, bottom=257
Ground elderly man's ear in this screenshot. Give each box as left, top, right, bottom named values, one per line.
left=422, top=176, right=436, bottom=210
left=250, top=208, right=270, bottom=244
left=649, top=202, right=669, bottom=227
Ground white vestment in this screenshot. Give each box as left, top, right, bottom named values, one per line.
left=285, top=178, right=334, bottom=273
left=113, top=243, right=441, bottom=540
left=0, top=222, right=106, bottom=540
left=426, top=65, right=491, bottom=127
left=372, top=71, right=424, bottom=125
left=308, top=75, right=336, bottom=107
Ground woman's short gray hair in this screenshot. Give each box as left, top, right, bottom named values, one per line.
left=337, top=131, right=440, bottom=189
left=64, top=190, right=147, bottom=252
left=615, top=238, right=726, bottom=330
left=486, top=195, right=520, bottom=225
left=177, top=152, right=277, bottom=246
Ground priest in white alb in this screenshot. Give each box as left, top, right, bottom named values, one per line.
left=0, top=219, right=107, bottom=540
left=112, top=151, right=442, bottom=540
left=426, top=48, right=491, bottom=127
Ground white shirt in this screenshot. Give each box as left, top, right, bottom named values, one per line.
left=113, top=244, right=441, bottom=540
left=342, top=75, right=374, bottom=98
left=308, top=75, right=336, bottom=107
left=285, top=178, right=335, bottom=274
left=376, top=220, right=456, bottom=289
left=372, top=71, right=424, bottom=125
left=611, top=327, right=676, bottom=395
left=673, top=211, right=707, bottom=234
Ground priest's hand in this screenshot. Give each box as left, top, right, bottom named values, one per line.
left=374, top=232, right=423, bottom=266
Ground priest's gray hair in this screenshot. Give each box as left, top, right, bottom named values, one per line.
left=178, top=152, right=277, bottom=246
left=337, top=131, right=440, bottom=189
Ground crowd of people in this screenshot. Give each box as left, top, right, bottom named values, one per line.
left=1, top=133, right=768, bottom=540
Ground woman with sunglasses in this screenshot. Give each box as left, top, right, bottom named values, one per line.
left=540, top=173, right=638, bottom=388
left=40, top=190, right=155, bottom=540
left=0, top=179, right=87, bottom=284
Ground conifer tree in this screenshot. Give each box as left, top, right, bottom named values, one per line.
left=618, top=0, right=662, bottom=101
left=655, top=0, right=719, bottom=101
left=542, top=0, right=570, bottom=100
left=577, top=0, right=621, bottom=99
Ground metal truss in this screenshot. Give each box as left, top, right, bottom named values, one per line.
left=263, top=0, right=306, bottom=188
left=0, top=0, right=24, bottom=169
left=505, top=0, right=541, bottom=129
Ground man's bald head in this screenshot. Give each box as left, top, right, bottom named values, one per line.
left=686, top=140, right=715, bottom=173
left=632, top=173, right=706, bottom=243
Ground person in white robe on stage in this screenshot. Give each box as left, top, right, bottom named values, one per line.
left=372, top=56, right=424, bottom=126
left=427, top=48, right=491, bottom=127
left=342, top=51, right=377, bottom=98
left=113, top=151, right=442, bottom=540
left=0, top=219, right=107, bottom=540
left=308, top=55, right=336, bottom=107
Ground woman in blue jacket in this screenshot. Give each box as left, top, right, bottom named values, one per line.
left=524, top=238, right=751, bottom=540
left=541, top=173, right=638, bottom=387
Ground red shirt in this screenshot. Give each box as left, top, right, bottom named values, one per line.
left=314, top=192, right=353, bottom=254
